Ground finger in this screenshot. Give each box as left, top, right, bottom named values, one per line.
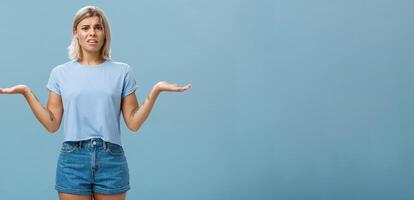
left=182, top=85, right=191, bottom=90
left=179, top=87, right=188, bottom=92
left=175, top=87, right=184, bottom=92
left=171, top=86, right=183, bottom=92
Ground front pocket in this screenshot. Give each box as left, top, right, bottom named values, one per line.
left=106, top=143, right=124, bottom=156
left=60, top=142, right=77, bottom=153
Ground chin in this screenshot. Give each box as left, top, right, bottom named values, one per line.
left=82, top=47, right=102, bottom=54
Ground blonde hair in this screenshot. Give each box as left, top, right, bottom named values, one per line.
left=68, top=5, right=111, bottom=60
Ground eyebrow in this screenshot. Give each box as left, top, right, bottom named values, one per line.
left=80, top=24, right=103, bottom=27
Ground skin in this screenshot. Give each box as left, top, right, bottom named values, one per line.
left=0, top=16, right=191, bottom=200
left=75, top=16, right=106, bottom=66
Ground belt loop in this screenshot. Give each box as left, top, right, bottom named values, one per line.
left=79, top=140, right=82, bottom=148
left=103, top=141, right=107, bottom=150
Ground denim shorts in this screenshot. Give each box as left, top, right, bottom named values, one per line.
left=55, top=138, right=130, bottom=195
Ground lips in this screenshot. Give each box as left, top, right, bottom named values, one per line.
left=86, top=39, right=98, bottom=44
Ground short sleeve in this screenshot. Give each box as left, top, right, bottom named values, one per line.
left=122, top=65, right=138, bottom=97
left=46, top=67, right=61, bottom=95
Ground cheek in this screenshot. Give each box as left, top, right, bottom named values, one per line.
left=80, top=33, right=89, bottom=40
left=77, top=35, right=89, bottom=48
left=99, top=33, right=105, bottom=42
left=77, top=30, right=87, bottom=37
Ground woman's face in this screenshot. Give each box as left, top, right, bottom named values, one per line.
left=74, top=16, right=105, bottom=56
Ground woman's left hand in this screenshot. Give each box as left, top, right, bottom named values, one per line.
left=154, top=81, right=192, bottom=93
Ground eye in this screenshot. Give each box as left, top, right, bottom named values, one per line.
left=81, top=27, right=89, bottom=31
left=96, top=26, right=103, bottom=31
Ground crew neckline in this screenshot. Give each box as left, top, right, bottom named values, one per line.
left=75, top=59, right=109, bottom=68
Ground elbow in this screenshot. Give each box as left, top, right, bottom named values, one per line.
left=46, top=125, right=59, bottom=134
left=129, top=127, right=139, bottom=133
left=128, top=124, right=141, bottom=133
left=47, top=128, right=58, bottom=134
left=46, top=128, right=57, bottom=134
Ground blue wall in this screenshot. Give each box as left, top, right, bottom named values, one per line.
left=0, top=0, right=413, bottom=199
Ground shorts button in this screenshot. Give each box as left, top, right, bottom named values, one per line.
left=92, top=141, right=96, bottom=145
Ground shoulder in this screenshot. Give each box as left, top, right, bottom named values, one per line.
left=50, top=60, right=75, bottom=73
left=46, top=61, right=75, bottom=82
left=106, top=59, right=133, bottom=73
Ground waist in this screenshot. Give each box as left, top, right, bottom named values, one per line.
left=63, top=138, right=113, bottom=149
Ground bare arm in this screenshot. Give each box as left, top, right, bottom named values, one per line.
left=122, top=81, right=192, bottom=132
left=0, top=85, right=63, bottom=133
left=121, top=86, right=160, bottom=132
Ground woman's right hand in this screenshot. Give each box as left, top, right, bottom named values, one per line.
left=0, top=84, right=29, bottom=95
left=1, top=84, right=63, bottom=133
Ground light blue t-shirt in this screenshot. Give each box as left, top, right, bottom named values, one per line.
left=46, top=59, right=138, bottom=146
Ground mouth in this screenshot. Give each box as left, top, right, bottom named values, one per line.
left=86, top=39, right=98, bottom=44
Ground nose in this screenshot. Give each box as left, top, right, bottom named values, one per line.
left=89, top=28, right=96, bottom=36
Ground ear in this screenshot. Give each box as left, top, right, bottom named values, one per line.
left=73, top=27, right=77, bottom=36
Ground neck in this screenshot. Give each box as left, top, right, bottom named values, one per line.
left=78, top=51, right=105, bottom=66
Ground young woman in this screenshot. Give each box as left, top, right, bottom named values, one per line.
left=0, top=5, right=191, bottom=200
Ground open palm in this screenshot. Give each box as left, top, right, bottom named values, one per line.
left=155, top=81, right=192, bottom=92
left=0, top=84, right=28, bottom=94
